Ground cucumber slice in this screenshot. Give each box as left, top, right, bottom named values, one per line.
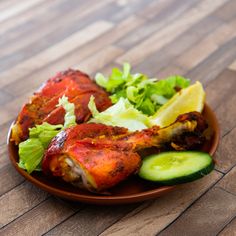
left=139, top=151, right=214, bottom=185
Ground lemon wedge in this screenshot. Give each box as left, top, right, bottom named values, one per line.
left=151, top=81, right=205, bottom=127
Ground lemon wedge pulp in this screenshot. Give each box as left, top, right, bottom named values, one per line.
left=151, top=81, right=205, bottom=127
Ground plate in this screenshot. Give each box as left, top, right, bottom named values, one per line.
left=7, top=104, right=219, bottom=205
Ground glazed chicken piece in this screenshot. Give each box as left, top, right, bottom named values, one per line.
left=43, top=112, right=207, bottom=192
left=11, top=69, right=111, bottom=144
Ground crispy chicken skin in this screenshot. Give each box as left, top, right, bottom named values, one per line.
left=42, top=124, right=138, bottom=192
left=42, top=112, right=207, bottom=192
left=11, top=69, right=111, bottom=144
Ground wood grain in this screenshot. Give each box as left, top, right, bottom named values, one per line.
left=1, top=0, right=236, bottom=235
left=137, top=0, right=176, bottom=20
left=0, top=197, right=79, bottom=236
left=204, top=69, right=236, bottom=110
left=186, top=36, right=236, bottom=85
left=0, top=15, right=144, bottom=123
left=0, top=20, right=113, bottom=89
left=132, top=15, right=223, bottom=76
left=0, top=1, right=120, bottom=72
left=116, top=0, right=228, bottom=65
left=177, top=21, right=236, bottom=69
left=100, top=171, right=222, bottom=236
left=0, top=145, right=9, bottom=168
left=0, top=121, right=14, bottom=146
left=75, top=45, right=124, bottom=74
left=214, top=128, right=236, bottom=173
left=0, top=0, right=60, bottom=35
left=117, top=0, right=198, bottom=50
left=0, top=0, right=44, bottom=23
left=46, top=204, right=139, bottom=236
left=217, top=165, right=236, bottom=195
left=158, top=187, right=236, bottom=236
left=228, top=59, right=236, bottom=70
left=214, top=0, right=236, bottom=21
left=0, top=182, right=49, bottom=227
left=219, top=217, right=236, bottom=236
left=0, top=164, right=24, bottom=196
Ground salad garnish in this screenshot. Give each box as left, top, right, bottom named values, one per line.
left=95, top=63, right=190, bottom=115
left=14, top=65, right=212, bottom=192
left=88, top=95, right=151, bottom=131
left=18, top=95, right=76, bottom=173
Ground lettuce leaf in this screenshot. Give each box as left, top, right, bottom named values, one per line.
left=95, top=63, right=132, bottom=93
left=19, top=136, right=50, bottom=173
left=18, top=96, right=76, bottom=173
left=88, top=96, right=151, bottom=131
left=95, top=63, right=190, bottom=115
left=56, top=95, right=76, bottom=128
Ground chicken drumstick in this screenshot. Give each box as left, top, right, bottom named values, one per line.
left=43, top=112, right=207, bottom=192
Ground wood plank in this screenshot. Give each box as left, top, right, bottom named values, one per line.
left=204, top=69, right=236, bottom=110
left=177, top=22, right=236, bottom=70
left=0, top=197, right=81, bottom=236
left=0, top=145, right=10, bottom=169
left=0, top=182, right=48, bottom=227
left=0, top=87, right=39, bottom=124
left=116, top=0, right=228, bottom=66
left=0, top=46, right=123, bottom=99
left=0, top=0, right=82, bottom=58
left=0, top=110, right=15, bottom=126
left=0, top=0, right=45, bottom=23
left=158, top=187, right=236, bottom=236
left=215, top=127, right=236, bottom=173
left=74, top=46, right=124, bottom=75
left=99, top=171, right=222, bottom=236
left=215, top=92, right=236, bottom=137
left=214, top=0, right=236, bottom=21
left=0, top=89, right=14, bottom=106
left=202, top=69, right=236, bottom=173
left=0, top=91, right=32, bottom=118
left=217, top=165, right=236, bottom=195
left=51, top=15, right=144, bottom=71
left=157, top=65, right=185, bottom=79
left=0, top=20, right=113, bottom=89
left=0, top=0, right=23, bottom=12
left=0, top=0, right=115, bottom=51
left=45, top=203, right=138, bottom=236
left=132, top=15, right=222, bottom=76
left=0, top=0, right=60, bottom=35
left=109, top=0, right=153, bottom=23
left=1, top=16, right=143, bottom=99
left=137, top=0, right=176, bottom=20
left=117, top=0, right=198, bottom=50
left=186, top=36, right=236, bottom=85
left=0, top=1, right=118, bottom=71
left=219, top=217, right=236, bottom=236
left=0, top=124, right=20, bottom=206
left=0, top=121, right=14, bottom=146
left=228, top=59, right=236, bottom=70
left=0, top=164, right=24, bottom=196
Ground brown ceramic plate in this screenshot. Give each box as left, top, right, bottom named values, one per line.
left=7, top=104, right=219, bottom=205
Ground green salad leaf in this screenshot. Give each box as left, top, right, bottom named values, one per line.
left=56, top=95, right=76, bottom=128
left=18, top=96, right=76, bottom=173
left=88, top=96, right=151, bottom=131
left=95, top=63, right=190, bottom=115
left=18, top=139, right=43, bottom=173
left=18, top=125, right=61, bottom=173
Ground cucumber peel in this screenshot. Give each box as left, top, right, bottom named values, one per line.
left=139, top=151, right=214, bottom=185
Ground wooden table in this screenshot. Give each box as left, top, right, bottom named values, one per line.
left=1, top=0, right=236, bottom=235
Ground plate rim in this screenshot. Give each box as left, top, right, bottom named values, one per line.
left=7, top=103, right=220, bottom=204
